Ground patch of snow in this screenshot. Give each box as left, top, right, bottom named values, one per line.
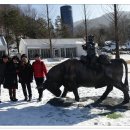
left=0, top=55, right=130, bottom=126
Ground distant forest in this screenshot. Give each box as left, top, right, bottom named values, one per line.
left=1, top=4, right=130, bottom=48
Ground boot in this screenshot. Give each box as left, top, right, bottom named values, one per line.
left=38, top=89, right=42, bottom=102
left=24, top=96, right=28, bottom=101
left=23, top=92, right=27, bottom=101
left=28, top=96, right=32, bottom=102
left=13, top=98, right=18, bottom=102
left=10, top=97, right=14, bottom=101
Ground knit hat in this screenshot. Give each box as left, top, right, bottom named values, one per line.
left=34, top=54, right=40, bottom=57
left=21, top=54, right=27, bottom=59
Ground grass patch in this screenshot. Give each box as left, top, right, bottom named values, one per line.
left=106, top=112, right=122, bottom=119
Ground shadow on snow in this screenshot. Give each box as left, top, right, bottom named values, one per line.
left=0, top=96, right=130, bottom=126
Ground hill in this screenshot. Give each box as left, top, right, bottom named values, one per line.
left=74, top=11, right=130, bottom=34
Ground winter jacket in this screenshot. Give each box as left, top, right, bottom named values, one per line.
left=3, top=61, right=18, bottom=89
left=18, top=61, right=33, bottom=83
left=32, top=60, right=47, bottom=78
left=0, top=59, right=6, bottom=84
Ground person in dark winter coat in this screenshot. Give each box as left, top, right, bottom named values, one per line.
left=18, top=54, right=33, bottom=101
left=81, top=34, right=102, bottom=71
left=32, top=54, right=47, bottom=101
left=3, top=56, right=19, bottom=102
left=82, top=35, right=98, bottom=65
left=0, top=54, right=9, bottom=103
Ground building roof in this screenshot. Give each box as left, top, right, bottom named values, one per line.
left=20, top=38, right=85, bottom=48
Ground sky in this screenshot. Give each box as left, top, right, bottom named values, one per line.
left=1, top=1, right=130, bottom=23
left=30, top=4, right=130, bottom=24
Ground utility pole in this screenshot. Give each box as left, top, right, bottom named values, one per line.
left=114, top=4, right=120, bottom=58
left=83, top=4, right=87, bottom=42
left=46, top=4, right=53, bottom=58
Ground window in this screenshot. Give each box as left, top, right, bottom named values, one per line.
left=28, top=49, right=40, bottom=59
left=41, top=49, right=50, bottom=58
left=65, top=48, right=76, bottom=58
left=54, top=49, right=60, bottom=57
left=0, top=51, right=5, bottom=58
left=61, top=48, right=65, bottom=57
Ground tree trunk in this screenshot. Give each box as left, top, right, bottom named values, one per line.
left=84, top=4, right=87, bottom=43
left=46, top=4, right=53, bottom=58
left=114, top=4, right=120, bottom=59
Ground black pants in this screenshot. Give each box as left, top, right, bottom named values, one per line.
left=0, top=85, right=1, bottom=101
left=9, top=88, right=16, bottom=99
left=35, top=77, right=44, bottom=99
left=21, top=82, right=32, bottom=99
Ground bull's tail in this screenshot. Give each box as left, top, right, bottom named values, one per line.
left=120, top=58, right=129, bottom=91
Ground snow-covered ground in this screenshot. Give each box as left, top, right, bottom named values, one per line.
left=0, top=55, right=130, bottom=126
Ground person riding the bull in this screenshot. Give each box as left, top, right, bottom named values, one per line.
left=82, top=34, right=98, bottom=68
left=81, top=34, right=111, bottom=69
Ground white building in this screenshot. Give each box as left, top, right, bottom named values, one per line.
left=0, top=36, right=7, bottom=57
left=19, top=38, right=86, bottom=59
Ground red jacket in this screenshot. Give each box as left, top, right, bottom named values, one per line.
left=32, top=60, right=47, bottom=78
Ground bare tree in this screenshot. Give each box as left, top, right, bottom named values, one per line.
left=118, top=13, right=130, bottom=44
left=84, top=4, right=87, bottom=40
left=82, top=5, right=92, bottom=39
left=38, top=5, right=59, bottom=57
left=114, top=4, right=120, bottom=58
left=22, top=5, right=37, bottom=19
left=74, top=5, right=92, bottom=39
left=101, top=4, right=121, bottom=58
left=46, top=4, right=53, bottom=58
left=55, top=15, right=62, bottom=37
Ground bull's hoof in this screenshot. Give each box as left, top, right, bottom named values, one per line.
left=95, top=99, right=102, bottom=104
left=55, top=90, right=62, bottom=97
left=121, top=100, right=129, bottom=105
left=61, top=94, right=66, bottom=98
left=75, top=98, right=80, bottom=102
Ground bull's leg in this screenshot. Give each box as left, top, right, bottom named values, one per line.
left=96, top=85, right=113, bottom=103
left=68, top=81, right=80, bottom=101
left=62, top=87, right=79, bottom=101
left=61, top=87, right=68, bottom=97
left=73, top=88, right=79, bottom=101
left=115, top=83, right=129, bottom=104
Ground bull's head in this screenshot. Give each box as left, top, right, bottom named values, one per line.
left=47, top=86, right=62, bottom=97
left=37, top=82, right=62, bottom=97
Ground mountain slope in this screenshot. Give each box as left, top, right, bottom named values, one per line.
left=74, top=11, right=130, bottom=32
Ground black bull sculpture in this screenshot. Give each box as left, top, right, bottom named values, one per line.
left=39, top=58, right=129, bottom=104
